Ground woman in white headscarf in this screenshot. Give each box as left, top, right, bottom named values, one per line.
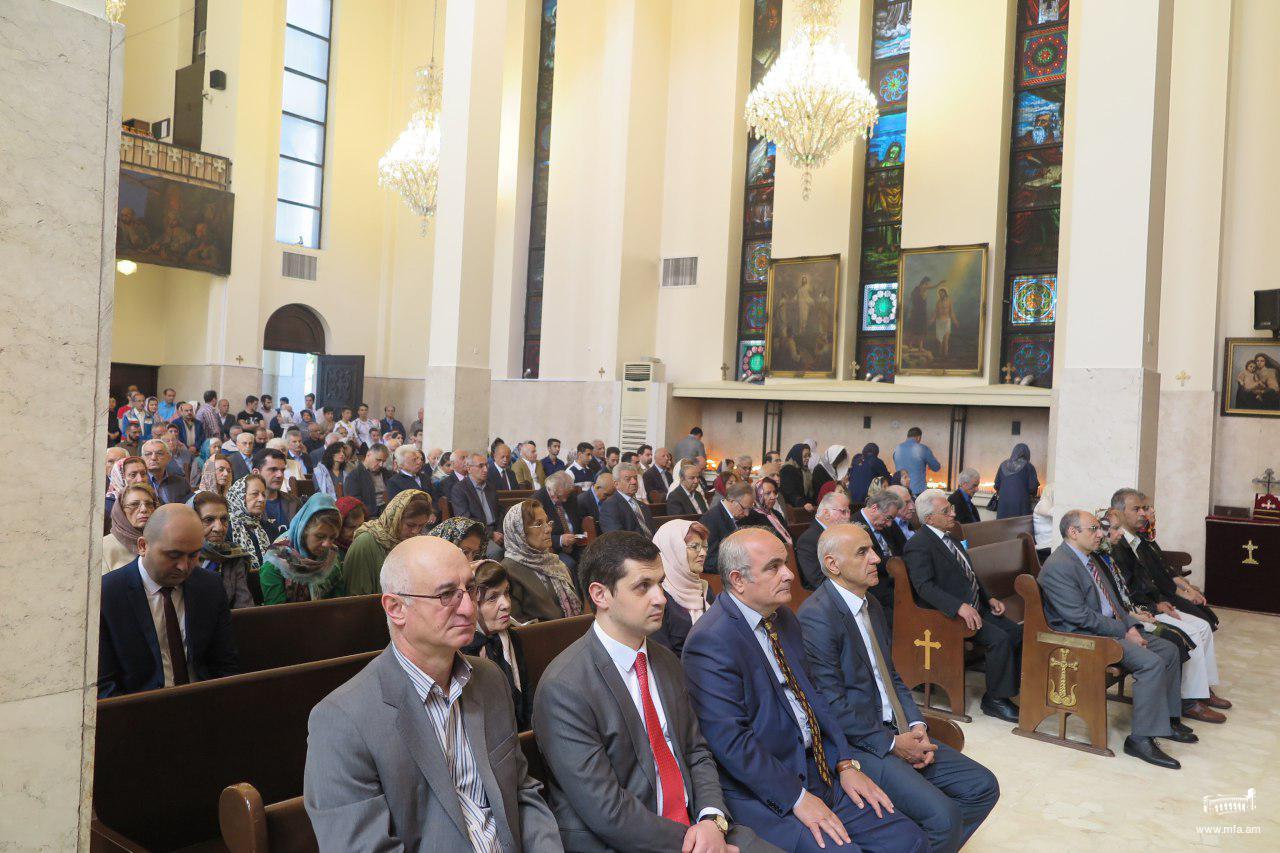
left=811, top=444, right=848, bottom=498
left=650, top=519, right=712, bottom=657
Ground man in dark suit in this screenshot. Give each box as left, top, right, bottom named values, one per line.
left=534, top=532, right=774, bottom=852
left=799, top=525, right=1000, bottom=850
left=796, top=492, right=853, bottom=591
left=140, top=438, right=193, bottom=505
left=852, top=490, right=905, bottom=624
left=535, top=472, right=586, bottom=568
left=378, top=404, right=406, bottom=438
left=881, top=486, right=917, bottom=553
left=223, top=430, right=255, bottom=481
left=1038, top=510, right=1193, bottom=769
left=699, top=481, right=755, bottom=574
left=642, top=447, right=675, bottom=499
left=344, top=443, right=392, bottom=519
left=453, top=452, right=504, bottom=557
left=599, top=463, right=656, bottom=536
left=386, top=444, right=435, bottom=502
left=304, top=536, right=561, bottom=849
left=903, top=490, right=1021, bottom=723
left=98, top=505, right=239, bottom=697
left=489, top=442, right=522, bottom=491
left=683, top=528, right=928, bottom=853
left=947, top=469, right=982, bottom=526
left=666, top=461, right=710, bottom=517
left=577, top=472, right=615, bottom=527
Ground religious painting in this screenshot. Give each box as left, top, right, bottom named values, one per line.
left=1007, top=209, right=1060, bottom=271
left=863, top=169, right=904, bottom=225
left=743, top=239, right=771, bottom=284
left=752, top=0, right=783, bottom=86
left=1221, top=338, right=1280, bottom=417
left=1006, top=333, right=1054, bottom=385
left=1012, top=85, right=1064, bottom=148
left=895, top=244, right=988, bottom=376
left=747, top=135, right=777, bottom=187
left=1022, top=0, right=1068, bottom=27
left=117, top=168, right=235, bottom=276
left=740, top=290, right=768, bottom=335
left=1009, top=274, right=1057, bottom=325
left=766, top=254, right=841, bottom=378
left=860, top=225, right=902, bottom=279
left=873, top=0, right=912, bottom=60
left=858, top=339, right=896, bottom=381
left=744, top=184, right=775, bottom=236
left=862, top=282, right=898, bottom=332
left=1010, top=148, right=1062, bottom=210
left=867, top=111, right=907, bottom=169
left=1018, top=24, right=1068, bottom=86
left=874, top=58, right=910, bottom=111
left=738, top=339, right=766, bottom=383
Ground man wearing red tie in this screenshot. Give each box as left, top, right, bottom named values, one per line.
left=533, top=532, right=778, bottom=852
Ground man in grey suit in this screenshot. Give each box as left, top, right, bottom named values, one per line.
left=533, top=531, right=777, bottom=852
left=1037, top=509, right=1195, bottom=770
left=304, top=536, right=561, bottom=851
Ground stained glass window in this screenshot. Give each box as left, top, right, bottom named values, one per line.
left=1022, top=0, right=1068, bottom=27
left=862, top=282, right=899, bottom=332
left=1012, top=85, right=1065, bottom=149
left=860, top=225, right=901, bottom=279
left=1018, top=24, right=1067, bottom=85
left=858, top=339, right=897, bottom=380
left=521, top=0, right=558, bottom=378
left=1009, top=275, right=1057, bottom=325
left=863, top=169, right=904, bottom=225
left=867, top=111, right=907, bottom=168
left=1007, top=334, right=1054, bottom=383
left=735, top=1, right=783, bottom=380
left=1010, top=148, right=1062, bottom=210
left=874, top=58, right=909, bottom=110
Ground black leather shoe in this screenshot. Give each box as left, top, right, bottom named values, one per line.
left=980, top=695, right=1019, bottom=723
left=1160, top=719, right=1198, bottom=743
left=1124, top=736, right=1181, bottom=769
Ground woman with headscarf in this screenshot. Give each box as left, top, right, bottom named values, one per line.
left=197, top=453, right=235, bottom=498
left=192, top=437, right=223, bottom=486
left=258, top=493, right=346, bottom=605
left=226, top=474, right=273, bottom=574
left=993, top=442, right=1040, bottom=519
left=312, top=440, right=349, bottom=498
left=846, top=443, right=891, bottom=504
left=462, top=559, right=532, bottom=729
left=428, top=516, right=488, bottom=561
left=432, top=451, right=453, bottom=484
left=749, top=476, right=793, bottom=546
left=811, top=445, right=848, bottom=497
left=502, top=500, right=582, bottom=624
left=105, top=454, right=148, bottom=517
left=343, top=489, right=435, bottom=595
left=335, top=496, right=366, bottom=558
left=650, top=519, right=713, bottom=657
left=102, top=483, right=157, bottom=573
left=191, top=490, right=255, bottom=608
left=779, top=442, right=815, bottom=511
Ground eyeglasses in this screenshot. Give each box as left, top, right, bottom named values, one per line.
left=394, top=584, right=479, bottom=608
left=686, top=542, right=708, bottom=553
left=123, top=500, right=157, bottom=512
left=527, top=520, right=550, bottom=529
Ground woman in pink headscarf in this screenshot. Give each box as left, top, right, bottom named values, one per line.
left=649, top=519, right=712, bottom=657
left=751, top=476, right=793, bottom=546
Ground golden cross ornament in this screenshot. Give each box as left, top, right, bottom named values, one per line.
left=914, top=629, right=941, bottom=670
left=1047, top=648, right=1079, bottom=707
left=1001, top=363, right=1014, bottom=383
left=597, top=367, right=606, bottom=379
left=1242, top=540, right=1260, bottom=566
left=1175, top=370, right=1191, bottom=387
left=720, top=363, right=730, bottom=380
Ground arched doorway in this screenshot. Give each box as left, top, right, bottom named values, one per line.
left=262, top=304, right=326, bottom=414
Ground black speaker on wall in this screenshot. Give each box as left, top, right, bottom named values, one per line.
left=209, top=69, right=227, bottom=90
left=1256, top=288, right=1280, bottom=337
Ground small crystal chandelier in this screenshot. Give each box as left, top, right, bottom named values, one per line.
left=378, top=62, right=443, bottom=232
left=106, top=0, right=126, bottom=23
left=745, top=0, right=879, bottom=199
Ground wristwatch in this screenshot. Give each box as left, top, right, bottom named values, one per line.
left=835, top=759, right=861, bottom=774
left=700, top=814, right=730, bottom=834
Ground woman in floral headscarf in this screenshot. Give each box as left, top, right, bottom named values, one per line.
left=226, top=473, right=273, bottom=571
left=501, top=500, right=582, bottom=624
left=343, top=489, right=435, bottom=595
left=427, top=516, right=488, bottom=561
left=258, top=493, right=347, bottom=605
left=197, top=453, right=235, bottom=498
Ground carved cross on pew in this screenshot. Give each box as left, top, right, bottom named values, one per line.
left=914, top=629, right=941, bottom=670
left=1047, top=648, right=1079, bottom=708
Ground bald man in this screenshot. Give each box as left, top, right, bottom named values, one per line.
left=98, top=505, right=239, bottom=697
left=305, top=537, right=562, bottom=851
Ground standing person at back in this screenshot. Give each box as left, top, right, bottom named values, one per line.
left=672, top=427, right=707, bottom=469
left=891, top=428, right=940, bottom=498
left=992, top=443, right=1039, bottom=519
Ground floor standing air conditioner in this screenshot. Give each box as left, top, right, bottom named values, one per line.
left=618, top=361, right=667, bottom=454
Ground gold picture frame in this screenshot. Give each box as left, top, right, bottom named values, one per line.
left=765, top=253, right=841, bottom=378
left=1221, top=337, right=1280, bottom=417
left=895, top=243, right=989, bottom=376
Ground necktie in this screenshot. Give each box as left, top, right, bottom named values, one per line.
left=858, top=606, right=910, bottom=733
left=693, top=489, right=706, bottom=514
left=1087, top=555, right=1123, bottom=619
left=553, top=501, right=573, bottom=534
left=634, top=651, right=689, bottom=825
left=761, top=615, right=832, bottom=788
left=158, top=587, right=190, bottom=685
left=943, top=536, right=980, bottom=607
left=630, top=500, right=652, bottom=537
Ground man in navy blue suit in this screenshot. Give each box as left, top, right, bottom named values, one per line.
left=683, top=527, right=927, bottom=853
left=98, top=504, right=239, bottom=697
left=798, top=524, right=999, bottom=852
left=599, top=463, right=656, bottom=536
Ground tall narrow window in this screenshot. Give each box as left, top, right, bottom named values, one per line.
left=734, top=0, right=783, bottom=382
left=854, top=0, right=911, bottom=383
left=276, top=0, right=333, bottom=249
left=999, top=0, right=1067, bottom=386
left=521, top=0, right=558, bottom=379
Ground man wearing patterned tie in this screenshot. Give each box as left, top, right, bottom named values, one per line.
left=534, top=532, right=776, bottom=852
left=903, top=490, right=1022, bottom=723
left=684, top=528, right=928, bottom=853
left=599, top=463, right=656, bottom=536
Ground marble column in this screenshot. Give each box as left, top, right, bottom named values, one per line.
left=1049, top=0, right=1173, bottom=523
left=0, top=1, right=121, bottom=849
left=424, top=0, right=510, bottom=450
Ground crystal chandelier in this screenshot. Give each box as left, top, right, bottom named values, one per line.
left=378, top=62, right=443, bottom=232
left=106, top=0, right=126, bottom=23
left=745, top=0, right=879, bottom=199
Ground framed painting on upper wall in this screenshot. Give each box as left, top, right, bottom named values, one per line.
left=1221, top=338, right=1280, bottom=417
left=765, top=254, right=841, bottom=378
left=895, top=244, right=988, bottom=376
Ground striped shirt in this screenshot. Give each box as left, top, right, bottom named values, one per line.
left=392, top=645, right=501, bottom=853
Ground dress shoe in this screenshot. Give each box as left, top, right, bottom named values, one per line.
left=980, top=695, right=1019, bottom=723
left=1124, top=736, right=1181, bottom=769
left=1183, top=701, right=1227, bottom=724
left=1208, top=690, right=1232, bottom=710
left=1159, top=719, right=1198, bottom=744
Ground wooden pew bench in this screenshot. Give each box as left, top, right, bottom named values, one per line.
left=960, top=515, right=1034, bottom=550
left=230, top=595, right=388, bottom=674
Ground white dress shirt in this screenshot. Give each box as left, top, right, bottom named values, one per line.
left=828, top=582, right=923, bottom=735
left=137, top=559, right=187, bottom=688
left=592, top=623, right=720, bottom=821
left=522, top=457, right=541, bottom=485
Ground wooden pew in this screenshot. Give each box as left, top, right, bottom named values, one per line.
left=960, top=515, right=1034, bottom=550
left=647, top=489, right=668, bottom=515
left=651, top=513, right=699, bottom=527
left=94, top=651, right=379, bottom=851
left=582, top=515, right=598, bottom=546
left=497, top=489, right=535, bottom=515
left=1012, top=573, right=1124, bottom=756
left=967, top=533, right=1039, bottom=624
left=220, top=784, right=315, bottom=853
left=290, top=478, right=316, bottom=500
left=230, top=595, right=388, bottom=674
left=886, top=558, right=975, bottom=721
left=435, top=493, right=451, bottom=520
left=511, top=613, right=594, bottom=696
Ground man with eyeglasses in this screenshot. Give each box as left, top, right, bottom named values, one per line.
left=304, top=536, right=562, bottom=850
left=699, top=481, right=755, bottom=574
left=795, top=492, right=853, bottom=591
left=599, top=463, right=656, bottom=536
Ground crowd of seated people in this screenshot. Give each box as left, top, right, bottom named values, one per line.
left=96, top=389, right=1232, bottom=849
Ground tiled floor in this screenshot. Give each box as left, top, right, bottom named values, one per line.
left=947, top=608, right=1279, bottom=850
